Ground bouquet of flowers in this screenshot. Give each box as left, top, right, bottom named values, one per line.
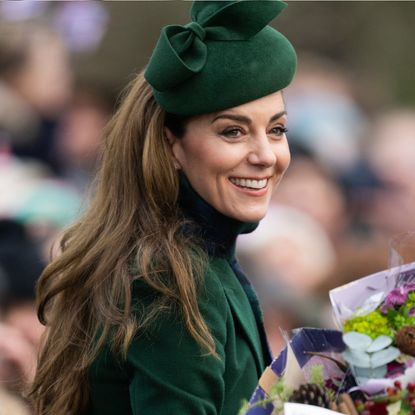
left=329, top=260, right=415, bottom=415
left=239, top=234, right=415, bottom=415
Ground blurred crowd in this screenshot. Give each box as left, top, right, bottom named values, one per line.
left=0, top=3, right=112, bottom=412
left=238, top=59, right=415, bottom=355
left=1, top=2, right=415, bottom=413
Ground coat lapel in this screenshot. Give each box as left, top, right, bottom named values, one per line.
left=213, top=259, right=265, bottom=375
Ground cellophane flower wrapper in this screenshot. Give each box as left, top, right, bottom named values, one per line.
left=330, top=231, right=415, bottom=329
left=246, top=328, right=346, bottom=415
left=329, top=262, right=415, bottom=329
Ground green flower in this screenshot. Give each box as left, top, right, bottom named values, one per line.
left=344, top=311, right=393, bottom=339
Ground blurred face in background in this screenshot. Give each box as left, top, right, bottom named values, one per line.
left=366, top=111, right=415, bottom=234
left=9, top=28, right=73, bottom=117
left=272, top=157, right=348, bottom=240
left=167, top=91, right=291, bottom=222
left=55, top=97, right=110, bottom=171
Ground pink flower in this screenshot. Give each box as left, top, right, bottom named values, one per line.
left=381, top=287, right=408, bottom=313
left=380, top=282, right=415, bottom=313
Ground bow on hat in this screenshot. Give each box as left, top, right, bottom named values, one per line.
left=145, top=0, right=287, bottom=92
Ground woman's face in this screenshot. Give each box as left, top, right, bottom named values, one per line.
left=167, top=91, right=290, bottom=222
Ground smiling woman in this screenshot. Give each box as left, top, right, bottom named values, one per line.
left=30, top=1, right=297, bottom=415
left=166, top=92, right=291, bottom=223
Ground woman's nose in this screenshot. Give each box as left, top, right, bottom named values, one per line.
left=247, top=135, right=277, bottom=167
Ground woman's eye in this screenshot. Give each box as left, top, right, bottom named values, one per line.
left=221, top=128, right=243, bottom=138
left=270, top=126, right=288, bottom=137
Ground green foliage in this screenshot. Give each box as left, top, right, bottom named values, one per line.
left=407, top=291, right=415, bottom=304
left=326, top=388, right=336, bottom=404
left=270, top=378, right=292, bottom=415
left=309, top=364, right=325, bottom=386
left=237, top=376, right=292, bottom=415
left=237, top=400, right=250, bottom=415
left=385, top=295, right=415, bottom=331
left=387, top=308, right=415, bottom=331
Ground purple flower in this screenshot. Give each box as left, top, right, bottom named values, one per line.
left=380, top=282, right=415, bottom=313
left=386, top=361, right=406, bottom=377
left=405, top=282, right=415, bottom=293
left=381, top=287, right=408, bottom=313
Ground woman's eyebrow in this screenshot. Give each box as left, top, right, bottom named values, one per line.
left=211, top=114, right=251, bottom=124
left=211, top=110, right=287, bottom=125
left=269, top=110, right=287, bottom=122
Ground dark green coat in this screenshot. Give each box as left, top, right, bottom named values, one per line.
left=88, top=255, right=267, bottom=415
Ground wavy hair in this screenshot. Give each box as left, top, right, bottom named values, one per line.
left=30, top=71, right=214, bottom=414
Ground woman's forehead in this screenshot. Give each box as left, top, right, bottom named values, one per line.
left=184, top=91, right=287, bottom=131
left=211, top=92, right=286, bottom=122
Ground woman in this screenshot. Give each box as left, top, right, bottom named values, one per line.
left=30, top=1, right=297, bottom=414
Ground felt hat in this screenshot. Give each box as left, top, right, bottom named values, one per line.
left=145, top=0, right=297, bottom=116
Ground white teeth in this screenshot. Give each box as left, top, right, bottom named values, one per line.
left=230, top=178, right=267, bottom=189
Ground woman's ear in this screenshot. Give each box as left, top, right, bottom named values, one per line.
left=164, top=127, right=182, bottom=170
left=164, top=127, right=176, bottom=145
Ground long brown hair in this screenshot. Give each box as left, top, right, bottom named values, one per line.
left=30, top=71, right=214, bottom=414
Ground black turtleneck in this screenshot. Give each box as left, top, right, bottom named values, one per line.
left=178, top=172, right=259, bottom=260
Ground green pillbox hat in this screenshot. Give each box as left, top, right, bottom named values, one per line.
left=144, top=0, right=297, bottom=116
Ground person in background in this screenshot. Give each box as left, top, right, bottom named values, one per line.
left=52, top=86, right=113, bottom=195
left=0, top=21, right=72, bottom=172
left=365, top=110, right=415, bottom=236
left=271, top=156, right=349, bottom=244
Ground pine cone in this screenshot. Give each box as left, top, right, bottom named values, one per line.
left=289, top=383, right=331, bottom=408
left=396, top=326, right=415, bottom=357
